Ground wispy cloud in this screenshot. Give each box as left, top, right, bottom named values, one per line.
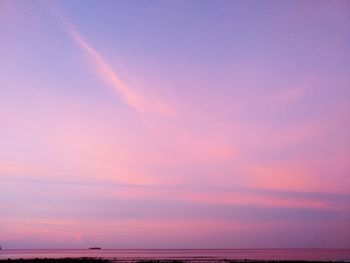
left=55, top=11, right=173, bottom=117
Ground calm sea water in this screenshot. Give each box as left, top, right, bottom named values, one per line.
left=1, top=249, right=350, bottom=262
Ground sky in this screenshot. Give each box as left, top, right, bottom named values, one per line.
left=0, top=0, right=350, bottom=249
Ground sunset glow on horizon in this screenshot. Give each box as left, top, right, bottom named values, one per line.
left=1, top=0, right=350, bottom=249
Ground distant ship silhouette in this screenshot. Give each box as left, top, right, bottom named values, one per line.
left=89, top=247, right=101, bottom=250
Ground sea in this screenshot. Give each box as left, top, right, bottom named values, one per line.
left=1, top=249, right=350, bottom=262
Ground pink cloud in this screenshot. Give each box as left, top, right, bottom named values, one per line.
left=58, top=14, right=173, bottom=118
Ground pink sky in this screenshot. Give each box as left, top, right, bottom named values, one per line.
left=1, top=0, right=350, bottom=248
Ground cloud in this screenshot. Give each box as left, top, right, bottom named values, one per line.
left=55, top=11, right=173, bottom=118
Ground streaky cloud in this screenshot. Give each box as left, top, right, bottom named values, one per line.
left=54, top=8, right=173, bottom=118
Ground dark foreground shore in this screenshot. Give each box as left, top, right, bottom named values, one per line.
left=0, top=258, right=347, bottom=263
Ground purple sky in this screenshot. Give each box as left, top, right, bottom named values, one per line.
left=1, top=0, right=350, bottom=249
